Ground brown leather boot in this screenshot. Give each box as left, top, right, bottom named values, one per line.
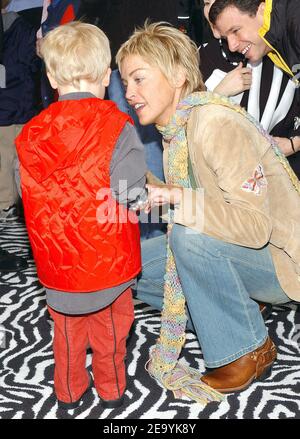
left=201, top=337, right=277, bottom=393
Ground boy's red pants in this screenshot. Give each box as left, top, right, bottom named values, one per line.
left=48, top=288, right=134, bottom=403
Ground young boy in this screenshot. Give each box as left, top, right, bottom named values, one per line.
left=15, top=21, right=147, bottom=410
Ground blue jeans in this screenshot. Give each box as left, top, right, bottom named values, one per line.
left=135, top=224, right=290, bottom=368
left=108, top=70, right=166, bottom=239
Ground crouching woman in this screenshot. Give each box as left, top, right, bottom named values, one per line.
left=117, top=22, right=300, bottom=401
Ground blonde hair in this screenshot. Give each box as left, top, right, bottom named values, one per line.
left=116, top=21, right=205, bottom=97
left=40, top=21, right=111, bottom=88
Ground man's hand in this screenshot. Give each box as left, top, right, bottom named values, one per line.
left=273, top=136, right=300, bottom=157
left=213, top=62, right=252, bottom=97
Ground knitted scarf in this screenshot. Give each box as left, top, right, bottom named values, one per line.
left=147, top=91, right=300, bottom=405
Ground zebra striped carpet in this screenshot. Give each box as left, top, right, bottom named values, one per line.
left=1, top=220, right=300, bottom=419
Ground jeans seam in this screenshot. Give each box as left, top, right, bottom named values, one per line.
left=185, top=241, right=221, bottom=260
left=228, top=259, right=260, bottom=344
left=223, top=255, right=275, bottom=274
left=205, top=335, right=267, bottom=368
left=189, top=246, right=275, bottom=275
left=183, top=231, right=275, bottom=274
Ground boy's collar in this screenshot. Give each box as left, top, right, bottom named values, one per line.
left=58, top=92, right=97, bottom=101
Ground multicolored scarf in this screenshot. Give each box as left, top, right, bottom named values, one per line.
left=147, top=91, right=300, bottom=405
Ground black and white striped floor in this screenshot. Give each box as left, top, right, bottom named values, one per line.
left=1, top=221, right=300, bottom=419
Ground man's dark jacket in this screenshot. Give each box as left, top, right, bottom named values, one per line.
left=259, top=0, right=300, bottom=85
left=259, top=0, right=300, bottom=175
left=0, top=13, right=40, bottom=126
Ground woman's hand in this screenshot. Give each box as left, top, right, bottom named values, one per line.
left=214, top=62, right=252, bottom=97
left=144, top=184, right=183, bottom=213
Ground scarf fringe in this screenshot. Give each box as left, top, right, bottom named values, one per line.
left=147, top=360, right=224, bottom=405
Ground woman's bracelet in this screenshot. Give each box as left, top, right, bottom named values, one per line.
left=290, top=137, right=296, bottom=153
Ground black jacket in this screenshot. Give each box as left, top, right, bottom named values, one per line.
left=0, top=10, right=3, bottom=63
left=0, top=13, right=40, bottom=126
left=200, top=38, right=300, bottom=137
left=200, top=38, right=300, bottom=178
left=259, top=0, right=300, bottom=85
left=76, top=0, right=179, bottom=69
left=259, top=0, right=300, bottom=176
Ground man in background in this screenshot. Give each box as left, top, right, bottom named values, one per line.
left=209, top=0, right=300, bottom=174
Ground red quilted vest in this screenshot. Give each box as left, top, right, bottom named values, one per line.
left=16, top=98, right=141, bottom=292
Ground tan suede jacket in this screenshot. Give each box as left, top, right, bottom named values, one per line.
left=163, top=104, right=300, bottom=300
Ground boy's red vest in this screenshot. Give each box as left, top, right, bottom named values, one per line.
left=16, top=98, right=141, bottom=292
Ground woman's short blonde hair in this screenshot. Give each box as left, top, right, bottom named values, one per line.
left=40, top=21, right=111, bottom=87
left=116, top=21, right=205, bottom=97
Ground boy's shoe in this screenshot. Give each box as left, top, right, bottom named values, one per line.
left=0, top=205, right=19, bottom=222
left=101, top=394, right=125, bottom=409
left=57, top=373, right=93, bottom=411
